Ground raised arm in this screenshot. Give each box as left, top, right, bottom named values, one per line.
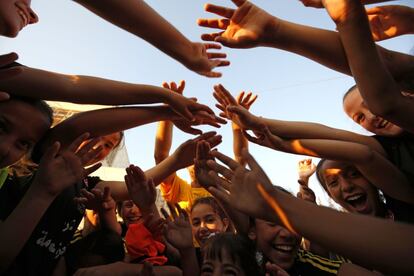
left=213, top=84, right=385, bottom=154
left=73, top=0, right=229, bottom=77
left=198, top=0, right=414, bottom=79
left=300, top=0, right=394, bottom=9
left=244, top=128, right=414, bottom=204
left=0, top=136, right=100, bottom=273
left=0, top=66, right=217, bottom=121
left=323, top=0, right=414, bottom=133
left=154, top=81, right=185, bottom=189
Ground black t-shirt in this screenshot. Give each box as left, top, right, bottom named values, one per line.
left=0, top=174, right=88, bottom=276
left=373, top=133, right=414, bottom=224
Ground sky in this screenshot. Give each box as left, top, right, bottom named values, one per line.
left=1, top=0, right=413, bottom=207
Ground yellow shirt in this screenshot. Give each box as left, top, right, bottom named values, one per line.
left=160, top=174, right=211, bottom=210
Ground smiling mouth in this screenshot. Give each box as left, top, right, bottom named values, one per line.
left=376, top=119, right=389, bottom=129
left=346, top=194, right=368, bottom=212
left=272, top=244, right=295, bottom=254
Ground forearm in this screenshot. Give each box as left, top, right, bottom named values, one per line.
left=179, top=247, right=200, bottom=276
left=260, top=117, right=385, bottom=154
left=263, top=16, right=413, bottom=79
left=1, top=67, right=176, bottom=105
left=232, top=123, right=248, bottom=166
left=46, top=106, right=179, bottom=150
left=154, top=121, right=174, bottom=164
left=74, top=0, right=194, bottom=66
left=99, top=209, right=122, bottom=235
left=145, top=155, right=181, bottom=186
left=272, top=190, right=414, bottom=275
left=0, top=185, right=55, bottom=272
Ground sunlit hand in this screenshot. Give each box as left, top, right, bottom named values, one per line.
left=321, top=0, right=356, bottom=24
left=207, top=149, right=276, bottom=220
left=32, top=133, right=102, bottom=198
left=161, top=204, right=194, bottom=250
left=198, top=0, right=277, bottom=48
left=297, top=158, right=317, bottom=183
left=299, top=0, right=324, bottom=8
left=367, top=5, right=414, bottom=41
left=162, top=80, right=186, bottom=96
left=172, top=109, right=227, bottom=135
left=124, top=164, right=157, bottom=213
left=184, top=42, right=230, bottom=78
left=194, top=141, right=216, bottom=189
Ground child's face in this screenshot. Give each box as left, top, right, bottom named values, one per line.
left=251, top=219, right=301, bottom=271
left=120, top=200, right=143, bottom=227
left=201, top=248, right=245, bottom=276
left=0, top=100, right=49, bottom=168
left=343, top=88, right=403, bottom=137
left=0, top=0, right=38, bottom=37
left=81, top=132, right=121, bottom=166
left=320, top=160, right=381, bottom=216
left=191, top=203, right=228, bottom=246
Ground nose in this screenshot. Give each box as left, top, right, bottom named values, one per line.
left=27, top=7, right=39, bottom=24
left=366, top=113, right=379, bottom=125
left=0, top=140, right=11, bottom=162
left=339, top=176, right=355, bottom=193
left=278, top=227, right=296, bottom=242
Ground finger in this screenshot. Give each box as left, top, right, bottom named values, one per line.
left=210, top=150, right=240, bottom=171
left=195, top=131, right=217, bottom=141
left=208, top=170, right=231, bottom=190
left=191, top=102, right=215, bottom=115
left=200, top=69, right=222, bottom=78
left=214, top=60, right=230, bottom=67
left=68, top=133, right=90, bottom=153
left=76, top=137, right=99, bottom=157
left=206, top=134, right=222, bottom=149
left=197, top=18, right=230, bottom=30
left=102, top=186, right=111, bottom=200
left=214, top=36, right=243, bottom=48
left=236, top=91, right=245, bottom=104
left=180, top=125, right=203, bottom=135
left=81, top=188, right=95, bottom=202
left=0, top=91, right=9, bottom=101
left=41, top=141, right=61, bottom=162
left=204, top=3, right=235, bottom=18
left=73, top=197, right=88, bottom=205
left=80, top=145, right=102, bottom=166
left=201, top=32, right=223, bottom=42
left=0, top=52, right=18, bottom=66
left=162, top=81, right=170, bottom=90
left=178, top=80, right=185, bottom=94
left=167, top=203, right=178, bottom=220
left=91, top=188, right=104, bottom=202
left=208, top=186, right=231, bottom=205
left=242, top=130, right=265, bottom=145
left=242, top=148, right=262, bottom=172
left=215, top=84, right=237, bottom=105
left=213, top=91, right=228, bottom=106
left=207, top=52, right=227, bottom=59
left=84, top=163, right=102, bottom=176
left=247, top=94, right=258, bottom=107
left=206, top=159, right=234, bottom=180
left=170, top=81, right=177, bottom=92
left=204, top=43, right=222, bottom=50
left=241, top=91, right=251, bottom=105
left=160, top=207, right=171, bottom=221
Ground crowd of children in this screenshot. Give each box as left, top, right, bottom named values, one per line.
left=0, top=0, right=413, bottom=275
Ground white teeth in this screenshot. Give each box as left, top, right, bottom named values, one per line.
left=274, top=245, right=293, bottom=251
left=347, top=194, right=363, bottom=201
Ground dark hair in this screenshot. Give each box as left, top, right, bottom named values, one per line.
left=342, top=84, right=357, bottom=103
left=191, top=197, right=228, bottom=221
left=202, top=233, right=263, bottom=276
left=9, top=95, right=54, bottom=126
left=316, top=159, right=329, bottom=193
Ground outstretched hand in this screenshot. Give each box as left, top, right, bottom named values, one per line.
left=206, top=149, right=276, bottom=221
left=185, top=42, right=230, bottom=78
left=161, top=204, right=193, bottom=251
left=172, top=131, right=222, bottom=169
left=194, top=141, right=216, bottom=189
left=74, top=186, right=116, bottom=212
left=32, top=133, right=102, bottom=198
left=367, top=5, right=414, bottom=41
left=298, top=158, right=317, bottom=183
left=198, top=0, right=276, bottom=49
left=124, top=164, right=157, bottom=213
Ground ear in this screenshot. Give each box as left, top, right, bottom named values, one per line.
left=248, top=227, right=257, bottom=241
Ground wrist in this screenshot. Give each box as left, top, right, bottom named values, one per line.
left=260, top=16, right=283, bottom=47
left=26, top=182, right=57, bottom=204
left=232, top=122, right=242, bottom=131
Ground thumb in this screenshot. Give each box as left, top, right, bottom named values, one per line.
left=42, top=142, right=60, bottom=162
left=215, top=36, right=240, bottom=48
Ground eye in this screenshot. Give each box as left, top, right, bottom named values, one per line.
left=327, top=179, right=338, bottom=188
left=355, top=114, right=365, bottom=124
left=347, top=169, right=361, bottom=178
left=16, top=140, right=31, bottom=151
left=192, top=220, right=200, bottom=227
left=223, top=269, right=238, bottom=276
left=0, top=120, right=7, bottom=134
left=206, top=217, right=216, bottom=224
